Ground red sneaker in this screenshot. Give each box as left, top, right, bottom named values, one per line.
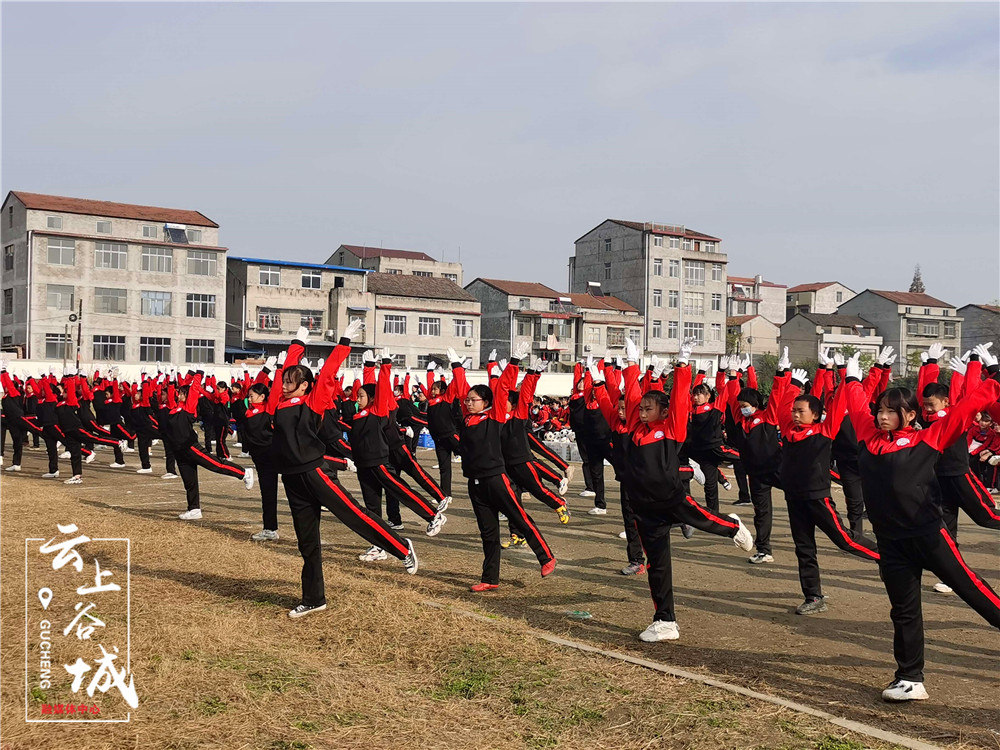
left=470, top=582, right=499, bottom=592
left=541, top=559, right=557, bottom=577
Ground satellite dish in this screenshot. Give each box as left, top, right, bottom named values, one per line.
left=68, top=314, right=78, bottom=322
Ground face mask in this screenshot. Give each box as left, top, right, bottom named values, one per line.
left=740, top=406, right=755, bottom=417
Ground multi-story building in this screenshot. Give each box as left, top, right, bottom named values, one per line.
left=726, top=315, right=781, bottom=358
left=1, top=191, right=225, bottom=365
left=465, top=278, right=643, bottom=372
left=325, top=245, right=463, bottom=285
left=727, top=275, right=786, bottom=325
left=225, top=257, right=369, bottom=360
left=837, top=290, right=961, bottom=375
left=568, top=219, right=727, bottom=361
left=785, top=281, right=856, bottom=319
left=957, top=304, right=1000, bottom=353
left=780, top=312, right=883, bottom=365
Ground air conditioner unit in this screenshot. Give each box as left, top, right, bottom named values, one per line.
left=325, top=329, right=335, bottom=338
left=246, top=321, right=257, bottom=330
left=464, top=338, right=474, bottom=347
left=583, top=344, right=592, bottom=352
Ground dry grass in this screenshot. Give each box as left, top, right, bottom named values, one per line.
left=1, top=476, right=913, bottom=750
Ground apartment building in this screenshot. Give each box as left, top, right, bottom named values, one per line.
left=780, top=312, right=883, bottom=365
left=465, top=278, right=643, bottom=373
left=568, top=219, right=727, bottom=361
left=1, top=191, right=225, bottom=365
left=727, top=274, right=786, bottom=325
left=786, top=281, right=856, bottom=319
left=325, top=245, right=463, bottom=285
left=726, top=315, right=781, bottom=357
left=957, top=304, right=1000, bottom=353
left=837, top=290, right=961, bottom=375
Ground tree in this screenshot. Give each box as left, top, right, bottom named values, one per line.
left=909, top=265, right=926, bottom=294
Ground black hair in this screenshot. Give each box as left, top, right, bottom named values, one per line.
left=922, top=383, right=950, bottom=401
left=508, top=390, right=519, bottom=407
left=640, top=390, right=671, bottom=411
left=737, top=387, right=762, bottom=408
left=282, top=364, right=314, bottom=393
left=877, top=387, right=919, bottom=427
left=794, top=394, right=823, bottom=419
left=692, top=383, right=713, bottom=399
left=360, top=383, right=376, bottom=400
left=248, top=383, right=269, bottom=398
left=469, top=383, right=493, bottom=407
left=431, top=380, right=447, bottom=396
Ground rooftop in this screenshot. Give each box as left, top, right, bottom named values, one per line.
left=729, top=275, right=787, bottom=289
left=727, top=315, right=761, bottom=326
left=958, top=303, right=1000, bottom=315
left=788, top=312, right=876, bottom=329
left=229, top=256, right=366, bottom=274
left=5, top=190, right=218, bottom=227
left=367, top=272, right=477, bottom=302
left=338, top=244, right=437, bottom=262
left=787, top=281, right=843, bottom=294
left=468, top=278, right=637, bottom=313
left=866, top=289, right=953, bottom=308
left=576, top=219, right=721, bottom=244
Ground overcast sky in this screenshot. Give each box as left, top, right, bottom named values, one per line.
left=3, top=2, right=998, bottom=305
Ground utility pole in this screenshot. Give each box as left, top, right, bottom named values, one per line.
left=75, top=298, right=83, bottom=371
left=62, top=323, right=69, bottom=370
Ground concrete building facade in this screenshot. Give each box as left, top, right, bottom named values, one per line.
left=568, top=219, right=727, bottom=361
left=1, top=191, right=225, bottom=365
left=727, top=274, right=787, bottom=326
left=786, top=281, right=856, bottom=319
left=957, top=304, right=1000, bottom=354
left=780, top=312, right=883, bottom=365
left=326, top=245, right=463, bottom=286
left=726, top=315, right=781, bottom=358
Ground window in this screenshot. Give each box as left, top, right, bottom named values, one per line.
left=47, top=216, right=62, bottom=229
left=384, top=315, right=406, bottom=335
left=923, top=308, right=931, bottom=315
left=652, top=320, right=662, bottom=339
left=604, top=263, right=611, bottom=280
left=518, top=298, right=530, bottom=310
left=186, top=229, right=202, bottom=244
left=417, top=355, right=435, bottom=370
left=94, top=287, right=127, bottom=314
left=921, top=321, right=938, bottom=336
left=587, top=326, right=601, bottom=344
left=96, top=220, right=112, bottom=234
left=141, top=225, right=158, bottom=238
left=603, top=239, right=612, bottom=252
left=668, top=290, right=679, bottom=309
left=141, top=245, right=173, bottom=272
left=391, top=354, right=407, bottom=368
left=47, top=284, right=74, bottom=310
left=300, top=311, right=323, bottom=331
left=905, top=307, right=912, bottom=313
left=258, top=309, right=281, bottom=330
left=185, top=339, right=215, bottom=364
left=942, top=309, right=949, bottom=316
left=683, top=292, right=705, bottom=316
left=667, top=321, right=678, bottom=339
left=259, top=265, right=281, bottom=286
left=668, top=237, right=679, bottom=249
left=703, top=242, right=716, bottom=253
left=443, top=273, right=458, bottom=283
left=95, top=242, right=127, bottom=269
left=93, top=335, right=126, bottom=360
left=630, top=328, right=642, bottom=343
left=737, top=301, right=747, bottom=315
left=684, top=260, right=705, bottom=286
left=413, top=270, right=433, bottom=277
left=711, top=293, right=723, bottom=312
left=944, top=322, right=957, bottom=337
left=683, top=322, right=705, bottom=344
left=186, top=293, right=216, bottom=318
left=139, top=337, right=170, bottom=362
left=681, top=238, right=692, bottom=251
left=516, top=317, right=533, bottom=337
left=654, top=237, right=663, bottom=247
left=669, top=259, right=679, bottom=278
left=652, top=289, right=662, bottom=307
left=418, top=317, right=441, bottom=336
left=653, top=258, right=662, bottom=276
left=711, top=263, right=723, bottom=281
left=3, top=244, right=13, bottom=271
left=386, top=268, right=402, bottom=275
left=2, top=288, right=11, bottom=315
left=607, top=328, right=625, bottom=347
left=301, top=270, right=322, bottom=289
left=47, top=238, right=75, bottom=265
left=348, top=351, right=365, bottom=368
left=710, top=323, right=722, bottom=342
left=454, top=319, right=473, bottom=338
left=141, top=290, right=172, bottom=316
left=45, top=333, right=70, bottom=359
left=836, top=291, right=843, bottom=303
left=187, top=250, right=217, bottom=276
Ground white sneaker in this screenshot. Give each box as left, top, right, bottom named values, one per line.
left=124, top=446, right=135, bottom=453
left=42, top=471, right=60, bottom=479
left=639, top=620, right=680, bottom=642
left=5, top=464, right=21, bottom=472
left=238, top=452, right=251, bottom=458
left=358, top=545, right=388, bottom=562
left=451, top=455, right=462, bottom=463
left=558, top=477, right=569, bottom=496
left=59, top=451, right=71, bottom=459
left=403, top=538, right=418, bottom=574
left=64, top=475, right=82, bottom=485
left=251, top=529, right=279, bottom=541
left=243, top=467, right=254, bottom=490
left=689, top=460, right=706, bottom=486
left=498, top=513, right=507, bottom=522
left=151, top=439, right=159, bottom=446
left=118, top=440, right=128, bottom=452
left=579, top=490, right=596, bottom=498
left=109, top=462, right=127, bottom=469
left=618, top=530, right=627, bottom=539
left=85, top=452, right=96, bottom=464
left=233, top=442, right=242, bottom=448
left=933, top=581, right=953, bottom=594
left=179, top=508, right=203, bottom=520
left=136, top=467, right=153, bottom=474
left=389, top=522, right=405, bottom=531
left=729, top=514, right=754, bottom=552
left=587, top=507, right=607, bottom=515
left=881, top=679, right=929, bottom=702
left=521, top=491, right=532, bottom=500
left=436, top=496, right=452, bottom=514
left=426, top=512, right=447, bottom=537
left=432, top=464, right=440, bottom=469
left=748, top=552, right=774, bottom=564
left=288, top=602, right=326, bottom=619
left=161, top=472, right=178, bottom=479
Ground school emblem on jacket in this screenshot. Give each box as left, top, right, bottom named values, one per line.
left=290, top=397, right=301, bottom=404
left=752, top=418, right=761, bottom=426
left=896, top=437, right=910, bottom=446
left=654, top=430, right=664, bottom=439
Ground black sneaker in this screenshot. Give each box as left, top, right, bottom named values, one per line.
left=288, top=602, right=327, bottom=619
left=733, top=498, right=752, bottom=506
left=795, top=596, right=827, bottom=615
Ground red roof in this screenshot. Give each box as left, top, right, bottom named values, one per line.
left=576, top=219, right=720, bottom=243
left=339, top=244, right=436, bottom=262
left=6, top=191, right=218, bottom=227
left=471, top=278, right=561, bottom=298
left=727, top=315, right=759, bottom=326
left=867, top=289, right=953, bottom=308
left=786, top=281, right=842, bottom=294
left=729, top=275, right=787, bottom=289
left=564, top=292, right=638, bottom=313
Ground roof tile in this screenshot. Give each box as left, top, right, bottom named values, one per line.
left=7, top=191, right=218, bottom=227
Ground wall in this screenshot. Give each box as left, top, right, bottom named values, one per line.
left=370, top=294, right=480, bottom=369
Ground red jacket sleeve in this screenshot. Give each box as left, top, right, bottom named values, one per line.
left=666, top=364, right=692, bottom=442
left=305, top=341, right=351, bottom=414
left=962, top=359, right=983, bottom=403
left=516, top=372, right=539, bottom=420
left=917, top=360, right=939, bottom=400
left=845, top=379, right=879, bottom=446
left=593, top=381, right=622, bottom=431
left=746, top=366, right=758, bottom=390
left=490, top=359, right=520, bottom=421
left=622, top=363, right=642, bottom=433
left=921, top=379, right=1000, bottom=453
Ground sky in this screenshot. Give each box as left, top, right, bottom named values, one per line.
left=3, top=2, right=998, bottom=305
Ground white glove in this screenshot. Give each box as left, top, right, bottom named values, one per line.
left=833, top=351, right=846, bottom=367
left=497, top=358, right=508, bottom=372
left=948, top=356, right=967, bottom=375
left=876, top=345, right=895, bottom=366
left=140, top=366, right=147, bottom=376
left=461, top=357, right=472, bottom=369
left=648, top=354, right=659, bottom=371
left=436, top=367, right=447, bottom=379
left=817, top=348, right=831, bottom=367
left=446, top=347, right=460, bottom=364
left=203, top=385, right=214, bottom=394
left=719, top=354, right=731, bottom=371
left=588, top=363, right=604, bottom=385
left=513, top=340, right=531, bottom=360
left=651, top=359, right=668, bottom=379
left=405, top=426, right=414, bottom=438
left=380, top=346, right=391, bottom=361
left=845, top=352, right=862, bottom=381
left=264, top=355, right=277, bottom=370
left=535, top=358, right=549, bottom=374
left=989, top=455, right=1000, bottom=467
left=927, top=342, right=946, bottom=361
left=777, top=347, right=791, bottom=371
left=488, top=348, right=498, bottom=361
left=920, top=351, right=929, bottom=364
left=625, top=337, right=640, bottom=363
left=603, top=351, right=613, bottom=365
left=300, top=358, right=311, bottom=369
left=277, top=351, right=287, bottom=366
left=615, top=356, right=624, bottom=370
left=363, top=349, right=376, bottom=365
left=317, top=358, right=325, bottom=369
left=346, top=458, right=357, bottom=473
left=974, top=342, right=997, bottom=367
left=426, top=360, right=437, bottom=372
left=678, top=341, right=693, bottom=365
left=791, top=368, right=809, bottom=384
left=48, top=365, right=55, bottom=375
left=740, top=354, right=752, bottom=371
left=295, top=326, right=310, bottom=343
left=343, top=319, right=364, bottom=341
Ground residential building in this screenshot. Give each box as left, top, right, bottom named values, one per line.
left=786, top=281, right=856, bottom=319
left=326, top=244, right=463, bottom=285
left=1, top=191, right=225, bottom=365
left=780, top=312, right=883, bottom=365
left=727, top=274, right=787, bottom=325
left=225, top=257, right=369, bottom=361
left=726, top=315, right=781, bottom=358
left=465, top=278, right=643, bottom=373
left=837, top=290, right=961, bottom=375
left=568, top=219, right=727, bottom=361
left=957, top=304, right=1000, bottom=354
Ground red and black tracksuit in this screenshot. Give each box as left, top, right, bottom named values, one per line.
left=426, top=372, right=464, bottom=497
left=383, top=392, right=446, bottom=506
left=686, top=368, right=739, bottom=514
left=845, top=373, right=1000, bottom=683
left=569, top=374, right=613, bottom=509
left=1, top=368, right=30, bottom=467
left=243, top=367, right=282, bottom=533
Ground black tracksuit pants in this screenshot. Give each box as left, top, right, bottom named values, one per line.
left=878, top=526, right=1000, bottom=682
left=3, top=418, right=25, bottom=466
left=582, top=440, right=612, bottom=509
left=939, top=471, right=1000, bottom=538
left=689, top=447, right=729, bottom=514
left=41, top=425, right=60, bottom=473
left=432, top=433, right=460, bottom=497
left=530, top=459, right=563, bottom=488
left=283, top=466, right=410, bottom=607
left=529, top=432, right=570, bottom=474
left=251, top=450, right=280, bottom=531
left=832, top=458, right=867, bottom=535
left=174, top=443, right=246, bottom=510
left=468, top=473, right=554, bottom=585
left=748, top=470, right=779, bottom=555
left=576, top=438, right=595, bottom=492
left=507, top=461, right=565, bottom=512
left=733, top=458, right=751, bottom=503
left=392, top=444, right=446, bottom=502
left=786, top=494, right=880, bottom=600
left=357, top=463, right=436, bottom=527
left=620, top=483, right=644, bottom=566
left=85, top=421, right=125, bottom=463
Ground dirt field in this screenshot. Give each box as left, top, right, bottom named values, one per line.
left=1, top=443, right=998, bottom=749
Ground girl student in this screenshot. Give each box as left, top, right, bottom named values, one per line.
left=686, top=358, right=740, bottom=515
left=569, top=360, right=614, bottom=513
left=842, top=347, right=1000, bottom=702
left=241, top=358, right=284, bottom=542
left=0, top=361, right=29, bottom=472
left=271, top=323, right=417, bottom=619
left=774, top=361, right=880, bottom=616
left=601, top=338, right=753, bottom=642
left=352, top=348, right=446, bottom=562
left=424, top=359, right=464, bottom=500
left=449, top=343, right=556, bottom=591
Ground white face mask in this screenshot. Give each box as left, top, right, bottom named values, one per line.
left=740, top=406, right=755, bottom=417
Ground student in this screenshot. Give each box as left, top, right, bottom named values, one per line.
left=0, top=361, right=28, bottom=472
left=842, top=348, right=1000, bottom=702
left=611, top=339, right=753, bottom=642
left=425, top=360, right=464, bottom=499
left=569, top=360, right=614, bottom=514
left=686, top=360, right=739, bottom=515
left=242, top=369, right=281, bottom=541
left=776, top=363, right=880, bottom=615
left=272, top=323, right=417, bottom=619
left=35, top=370, right=63, bottom=479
